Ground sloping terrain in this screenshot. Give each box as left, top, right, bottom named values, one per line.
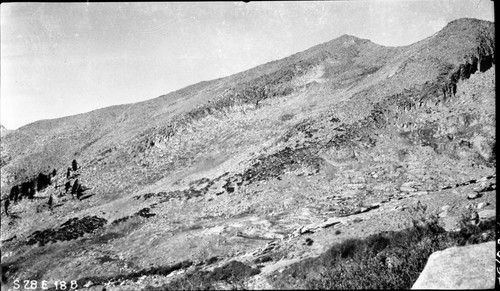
left=0, top=18, right=495, bottom=290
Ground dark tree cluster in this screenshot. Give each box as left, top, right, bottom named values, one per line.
left=64, top=159, right=88, bottom=200
left=7, top=166, right=57, bottom=205
left=6, top=177, right=41, bottom=215
left=9, top=180, right=36, bottom=202
left=5, top=159, right=86, bottom=215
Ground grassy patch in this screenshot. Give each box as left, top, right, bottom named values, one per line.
left=74, top=260, right=194, bottom=288
left=280, top=113, right=295, bottom=122
left=160, top=260, right=261, bottom=290
left=269, top=207, right=495, bottom=289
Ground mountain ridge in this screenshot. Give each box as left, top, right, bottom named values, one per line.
left=1, top=17, right=494, bottom=190
left=4, top=18, right=492, bottom=133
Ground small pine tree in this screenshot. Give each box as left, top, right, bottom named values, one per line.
left=37, top=173, right=50, bottom=192
left=28, top=184, right=36, bottom=200
left=65, top=181, right=71, bottom=193
left=72, top=159, right=78, bottom=171
left=9, top=186, right=19, bottom=201
left=71, top=179, right=79, bottom=195
left=4, top=199, right=10, bottom=215
left=48, top=195, right=53, bottom=209
left=21, top=182, right=30, bottom=200
left=67, top=167, right=71, bottom=179
left=52, top=169, right=57, bottom=177
left=76, top=185, right=84, bottom=200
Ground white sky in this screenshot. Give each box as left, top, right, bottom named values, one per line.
left=0, top=1, right=494, bottom=129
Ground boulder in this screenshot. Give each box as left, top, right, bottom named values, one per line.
left=477, top=202, right=489, bottom=209
left=438, top=212, right=448, bottom=218
left=400, top=186, right=417, bottom=192
left=318, top=217, right=341, bottom=229
left=478, top=209, right=495, bottom=221
left=467, top=192, right=480, bottom=199
left=476, top=182, right=496, bottom=192
left=412, top=241, right=495, bottom=289
left=401, top=181, right=418, bottom=187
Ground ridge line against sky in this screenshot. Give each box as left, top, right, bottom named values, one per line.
left=0, top=1, right=494, bottom=130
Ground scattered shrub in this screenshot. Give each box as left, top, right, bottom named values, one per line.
left=270, top=208, right=495, bottom=289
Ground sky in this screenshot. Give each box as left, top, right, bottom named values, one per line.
left=0, top=1, right=494, bottom=129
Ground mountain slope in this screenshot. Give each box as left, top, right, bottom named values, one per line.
left=0, top=18, right=495, bottom=290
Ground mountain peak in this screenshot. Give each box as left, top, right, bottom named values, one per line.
left=0, top=124, right=10, bottom=136
left=338, top=34, right=359, bottom=39
left=315, top=33, right=368, bottom=51
left=336, top=34, right=363, bottom=43
left=437, top=17, right=494, bottom=37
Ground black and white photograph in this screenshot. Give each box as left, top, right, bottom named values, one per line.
left=0, top=1, right=496, bottom=290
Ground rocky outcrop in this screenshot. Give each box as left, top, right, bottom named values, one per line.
left=26, top=216, right=107, bottom=246
left=0, top=124, right=8, bottom=134
left=111, top=207, right=156, bottom=225
left=134, top=176, right=220, bottom=201
left=411, top=241, right=495, bottom=289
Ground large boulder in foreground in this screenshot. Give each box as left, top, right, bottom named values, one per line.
left=412, top=241, right=495, bottom=289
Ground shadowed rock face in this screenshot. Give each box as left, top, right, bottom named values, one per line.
left=411, top=241, right=495, bottom=289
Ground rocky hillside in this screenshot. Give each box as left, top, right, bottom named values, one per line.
left=0, top=18, right=495, bottom=290
left=0, top=124, right=10, bottom=138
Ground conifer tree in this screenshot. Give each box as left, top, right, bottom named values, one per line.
left=65, top=181, right=71, bottom=193
left=28, top=183, right=36, bottom=200
left=76, top=185, right=84, bottom=200
left=10, top=186, right=19, bottom=202
left=37, top=173, right=50, bottom=192
left=71, top=179, right=79, bottom=195
left=21, top=182, right=30, bottom=200
left=72, top=159, right=78, bottom=171
left=4, top=199, right=10, bottom=215
left=48, top=195, right=53, bottom=209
